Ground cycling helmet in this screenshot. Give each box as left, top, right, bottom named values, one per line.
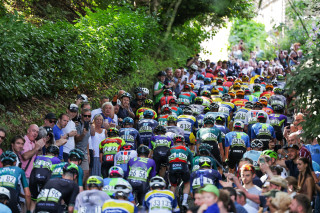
left=211, top=87, right=219, bottom=95
left=69, top=148, right=85, bottom=161
left=154, top=125, right=167, bottom=134
left=227, top=76, right=233, bottom=82
left=197, top=74, right=205, bottom=80
left=222, top=94, right=231, bottom=101
left=257, top=112, right=267, bottom=119
left=266, top=84, right=274, bottom=91
left=217, top=72, right=225, bottom=78
left=251, top=139, right=263, bottom=149
left=199, top=143, right=213, bottom=155
left=0, top=151, right=17, bottom=163
left=169, top=98, right=177, bottom=105
left=163, top=89, right=173, bottom=96
left=253, top=84, right=261, bottom=91
left=253, top=102, right=263, bottom=109
left=273, top=87, right=283, bottom=94
left=262, top=150, right=278, bottom=159
left=204, top=78, right=211, bottom=84
left=107, top=127, right=119, bottom=137
left=150, top=176, right=166, bottom=188
left=210, top=102, right=219, bottom=109
left=137, top=145, right=150, bottom=156
left=194, top=97, right=204, bottom=105
left=233, top=82, right=241, bottom=90
left=215, top=115, right=225, bottom=123
left=216, top=78, right=224, bottom=85
left=114, top=182, right=132, bottom=198
left=109, top=166, right=124, bottom=178
left=0, top=187, right=10, bottom=200
left=271, top=80, right=278, bottom=86
left=245, top=101, right=254, bottom=108
left=236, top=89, right=245, bottom=97
left=259, top=76, right=265, bottom=82
left=244, top=88, right=251, bottom=94
left=277, top=74, right=284, bottom=81
left=144, top=99, right=153, bottom=106
left=259, top=97, right=268, bottom=106
left=187, top=83, right=195, bottom=90
left=254, top=78, right=261, bottom=84
left=63, top=163, right=79, bottom=174
left=123, top=117, right=134, bottom=126
left=173, top=135, right=185, bottom=143
left=167, top=115, right=178, bottom=123
left=184, top=84, right=191, bottom=91
left=121, top=92, right=132, bottom=100
left=204, top=106, right=211, bottom=113
left=190, top=64, right=198, bottom=71
left=158, top=71, right=167, bottom=77
left=233, top=121, right=244, bottom=129
left=242, top=75, right=249, bottom=82
left=199, top=157, right=212, bottom=168
left=234, top=78, right=242, bottom=84
left=134, top=87, right=143, bottom=94
left=161, top=105, right=172, bottom=114
left=203, top=116, right=215, bottom=125
left=141, top=88, right=150, bottom=95
left=201, top=90, right=211, bottom=97
left=122, top=143, right=133, bottom=151
left=228, top=91, right=236, bottom=98
left=143, top=110, right=154, bottom=118
left=87, top=176, right=104, bottom=188
left=239, top=73, right=243, bottom=78
left=272, top=104, right=284, bottom=112
left=183, top=107, right=193, bottom=115
left=46, top=145, right=60, bottom=156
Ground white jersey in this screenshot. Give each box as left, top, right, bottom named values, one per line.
left=245, top=110, right=270, bottom=125
left=74, top=189, right=110, bottom=213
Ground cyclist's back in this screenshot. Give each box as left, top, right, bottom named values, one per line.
left=144, top=189, right=179, bottom=213
left=119, top=127, right=141, bottom=150
left=190, top=168, right=221, bottom=192
left=137, top=118, right=158, bottom=146
left=114, top=148, right=137, bottom=176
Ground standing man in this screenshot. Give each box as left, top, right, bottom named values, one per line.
left=164, top=67, right=177, bottom=92
left=91, top=96, right=109, bottom=121
left=43, top=113, right=57, bottom=129
left=118, top=93, right=135, bottom=120
left=53, top=114, right=69, bottom=160
left=154, top=71, right=168, bottom=112
left=75, top=109, right=91, bottom=186
left=21, top=124, right=45, bottom=179
left=62, top=104, right=79, bottom=162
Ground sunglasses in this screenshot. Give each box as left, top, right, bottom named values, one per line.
left=49, top=120, right=57, bottom=124
left=83, top=115, right=91, bottom=118
left=0, top=136, right=5, bottom=140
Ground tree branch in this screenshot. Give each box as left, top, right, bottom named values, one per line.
left=287, top=0, right=309, bottom=37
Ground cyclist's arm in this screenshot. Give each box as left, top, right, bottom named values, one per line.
left=225, top=146, right=230, bottom=160
left=68, top=183, right=79, bottom=213
left=24, top=187, right=31, bottom=212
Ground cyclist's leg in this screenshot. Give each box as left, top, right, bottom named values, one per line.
left=101, top=161, right=113, bottom=179
left=180, top=163, right=191, bottom=206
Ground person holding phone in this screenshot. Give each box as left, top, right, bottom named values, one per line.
left=75, top=109, right=91, bottom=186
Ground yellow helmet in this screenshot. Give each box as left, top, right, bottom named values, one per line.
left=233, top=82, right=241, bottom=90
left=211, top=87, right=219, bottom=95
left=228, top=91, right=235, bottom=98
left=242, top=75, right=249, bottom=82
left=235, top=79, right=242, bottom=84
left=187, top=83, right=195, bottom=90
left=236, top=89, right=245, bottom=97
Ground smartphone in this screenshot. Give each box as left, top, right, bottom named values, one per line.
left=84, top=121, right=89, bottom=131
left=184, top=77, right=187, bottom=82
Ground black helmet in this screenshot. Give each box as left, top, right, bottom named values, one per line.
left=245, top=101, right=254, bottom=108
left=158, top=71, right=167, bottom=77
left=210, top=103, right=219, bottom=109
left=199, top=143, right=213, bottom=155
left=183, top=107, right=193, bottom=115
left=69, top=148, right=85, bottom=161
left=107, top=127, right=119, bottom=137
left=215, top=115, right=225, bottom=123
left=222, top=94, right=231, bottom=101
left=203, top=116, right=215, bottom=125
left=137, top=145, right=150, bottom=156
left=173, top=135, right=185, bottom=143
left=134, top=87, right=143, bottom=94
left=154, top=125, right=167, bottom=134
left=120, top=92, right=132, bottom=100
left=194, top=97, right=203, bottom=105
left=46, top=145, right=59, bottom=156
left=0, top=151, right=17, bottom=163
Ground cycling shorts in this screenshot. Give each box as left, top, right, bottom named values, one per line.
left=153, top=147, right=170, bottom=172
left=7, top=187, right=21, bottom=213
left=168, top=163, right=190, bottom=186
left=228, top=147, right=247, bottom=169
left=128, top=180, right=149, bottom=205
left=35, top=202, right=65, bottom=213
left=101, top=161, right=115, bottom=179
left=30, top=168, right=52, bottom=200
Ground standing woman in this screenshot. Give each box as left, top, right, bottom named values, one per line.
left=90, top=114, right=107, bottom=176
left=297, top=157, right=315, bottom=201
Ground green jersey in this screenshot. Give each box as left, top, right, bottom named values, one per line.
left=196, top=127, right=222, bottom=144
left=51, top=162, right=84, bottom=187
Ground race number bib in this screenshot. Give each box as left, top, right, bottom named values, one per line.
left=0, top=175, right=16, bottom=188
left=178, top=121, right=192, bottom=133
left=103, top=146, right=117, bottom=154
left=34, top=160, right=52, bottom=169
left=128, top=168, right=148, bottom=181
left=169, top=152, right=187, bottom=162
left=150, top=198, right=172, bottom=210
left=234, top=112, right=247, bottom=122
left=192, top=177, right=213, bottom=188
left=139, top=126, right=152, bottom=133
left=38, top=188, right=62, bottom=203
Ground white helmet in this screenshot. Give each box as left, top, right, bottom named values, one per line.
left=190, top=64, right=198, bottom=71
left=150, top=176, right=166, bottom=188
left=141, top=88, right=149, bottom=95
left=0, top=187, right=10, bottom=199
left=108, top=166, right=124, bottom=178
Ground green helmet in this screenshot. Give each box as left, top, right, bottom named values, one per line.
left=262, top=150, right=278, bottom=159
left=203, top=116, right=215, bottom=125
left=167, top=115, right=178, bottom=123
left=69, top=148, right=85, bottom=161
left=0, top=151, right=17, bottom=163
left=87, top=176, right=104, bottom=188
left=63, top=163, right=79, bottom=174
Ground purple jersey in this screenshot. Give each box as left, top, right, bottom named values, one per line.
left=269, top=113, right=287, bottom=129
left=33, top=155, right=61, bottom=170
left=149, top=135, right=173, bottom=150
left=137, top=119, right=159, bottom=145
left=127, top=157, right=157, bottom=182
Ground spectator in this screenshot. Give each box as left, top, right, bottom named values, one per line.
left=277, top=144, right=300, bottom=178
left=286, top=176, right=298, bottom=198
left=21, top=124, right=45, bottom=179
left=75, top=109, right=91, bottom=186
left=53, top=114, right=69, bottom=160
left=43, top=113, right=57, bottom=128
left=223, top=187, right=247, bottom=213
left=101, top=102, right=117, bottom=128
left=91, top=96, right=109, bottom=121
left=75, top=94, right=88, bottom=106
left=117, top=93, right=135, bottom=120
left=173, top=69, right=182, bottom=95
left=297, top=157, right=315, bottom=201
left=305, top=138, right=320, bottom=165
left=236, top=190, right=256, bottom=213
left=80, top=102, right=91, bottom=111
left=289, top=43, right=301, bottom=66
left=154, top=71, right=167, bottom=111
left=164, top=67, right=176, bottom=91
left=0, top=128, right=6, bottom=168
left=90, top=114, right=107, bottom=176
left=217, top=189, right=236, bottom=213
left=10, top=135, right=25, bottom=168
left=289, top=194, right=311, bottom=213
left=62, top=104, right=79, bottom=162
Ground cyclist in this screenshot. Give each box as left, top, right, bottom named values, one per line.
left=137, top=110, right=159, bottom=146
left=269, top=87, right=286, bottom=109
left=233, top=102, right=252, bottom=124
left=223, top=76, right=234, bottom=88
left=260, top=84, right=274, bottom=99
left=245, top=102, right=270, bottom=128
left=119, top=117, right=142, bottom=149
left=190, top=157, right=221, bottom=193
left=158, top=105, right=172, bottom=126
left=177, top=107, right=198, bottom=151
left=260, top=96, right=274, bottom=115
left=0, top=151, right=31, bottom=213
left=0, top=187, right=11, bottom=213
left=225, top=121, right=250, bottom=173
left=168, top=135, right=193, bottom=209
left=135, top=99, right=157, bottom=120
left=149, top=125, right=173, bottom=177
left=29, top=145, right=61, bottom=207
left=102, top=183, right=137, bottom=213
left=35, top=163, right=79, bottom=213
left=198, top=78, right=213, bottom=96
left=165, top=115, right=184, bottom=139
left=127, top=145, right=156, bottom=206
left=252, top=84, right=263, bottom=98
left=102, top=166, right=134, bottom=202
left=168, top=98, right=183, bottom=117
left=159, top=89, right=175, bottom=110
left=244, top=88, right=259, bottom=102
left=51, top=148, right=85, bottom=191
left=215, top=78, right=228, bottom=95
left=192, top=143, right=217, bottom=172
left=243, top=139, right=263, bottom=170
left=210, top=87, right=223, bottom=102
left=269, top=104, right=287, bottom=131
left=220, top=94, right=237, bottom=118
left=144, top=176, right=180, bottom=213
left=99, top=127, right=126, bottom=178
left=196, top=116, right=224, bottom=163
left=261, top=150, right=287, bottom=177
left=231, top=89, right=248, bottom=107
left=191, top=97, right=205, bottom=115
left=74, top=176, right=111, bottom=213
left=193, top=74, right=205, bottom=95
left=114, top=144, right=137, bottom=176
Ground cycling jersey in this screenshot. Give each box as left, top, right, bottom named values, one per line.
left=243, top=150, right=262, bottom=170
left=170, top=106, right=183, bottom=117
left=205, top=112, right=229, bottom=128
left=35, top=178, right=79, bottom=213
left=190, top=104, right=205, bottom=115
left=144, top=190, right=179, bottom=213
left=196, top=127, right=222, bottom=145
left=0, top=166, right=29, bottom=213
left=190, top=169, right=221, bottom=192
left=165, top=126, right=185, bottom=139
left=160, top=96, right=175, bottom=108
left=244, top=95, right=259, bottom=102
left=114, top=150, right=137, bottom=175
left=211, top=95, right=223, bottom=102
left=192, top=156, right=217, bottom=171
left=251, top=123, right=276, bottom=142
left=177, top=114, right=198, bottom=144
left=198, top=85, right=213, bottom=96
left=119, top=128, right=142, bottom=149
left=149, top=135, right=173, bottom=151
left=223, top=81, right=233, bottom=88
left=193, top=80, right=204, bottom=94
left=231, top=98, right=248, bottom=107
left=137, top=119, right=159, bottom=146
left=262, top=107, right=274, bottom=115
left=233, top=108, right=251, bottom=124
left=220, top=102, right=237, bottom=114
left=136, top=107, right=157, bottom=120
left=260, top=91, right=274, bottom=99
left=150, top=135, right=173, bottom=172
left=253, top=91, right=262, bottom=98
left=102, top=199, right=137, bottom=213
left=196, top=114, right=205, bottom=128
left=245, top=110, right=270, bottom=125
left=51, top=162, right=83, bottom=187
left=178, top=92, right=196, bottom=105
left=158, top=114, right=169, bottom=126
left=74, top=189, right=111, bottom=213
left=216, top=86, right=229, bottom=94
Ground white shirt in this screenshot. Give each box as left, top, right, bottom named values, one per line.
left=244, top=203, right=257, bottom=213
left=90, top=129, right=106, bottom=157
left=62, top=120, right=76, bottom=153
left=91, top=108, right=102, bottom=121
